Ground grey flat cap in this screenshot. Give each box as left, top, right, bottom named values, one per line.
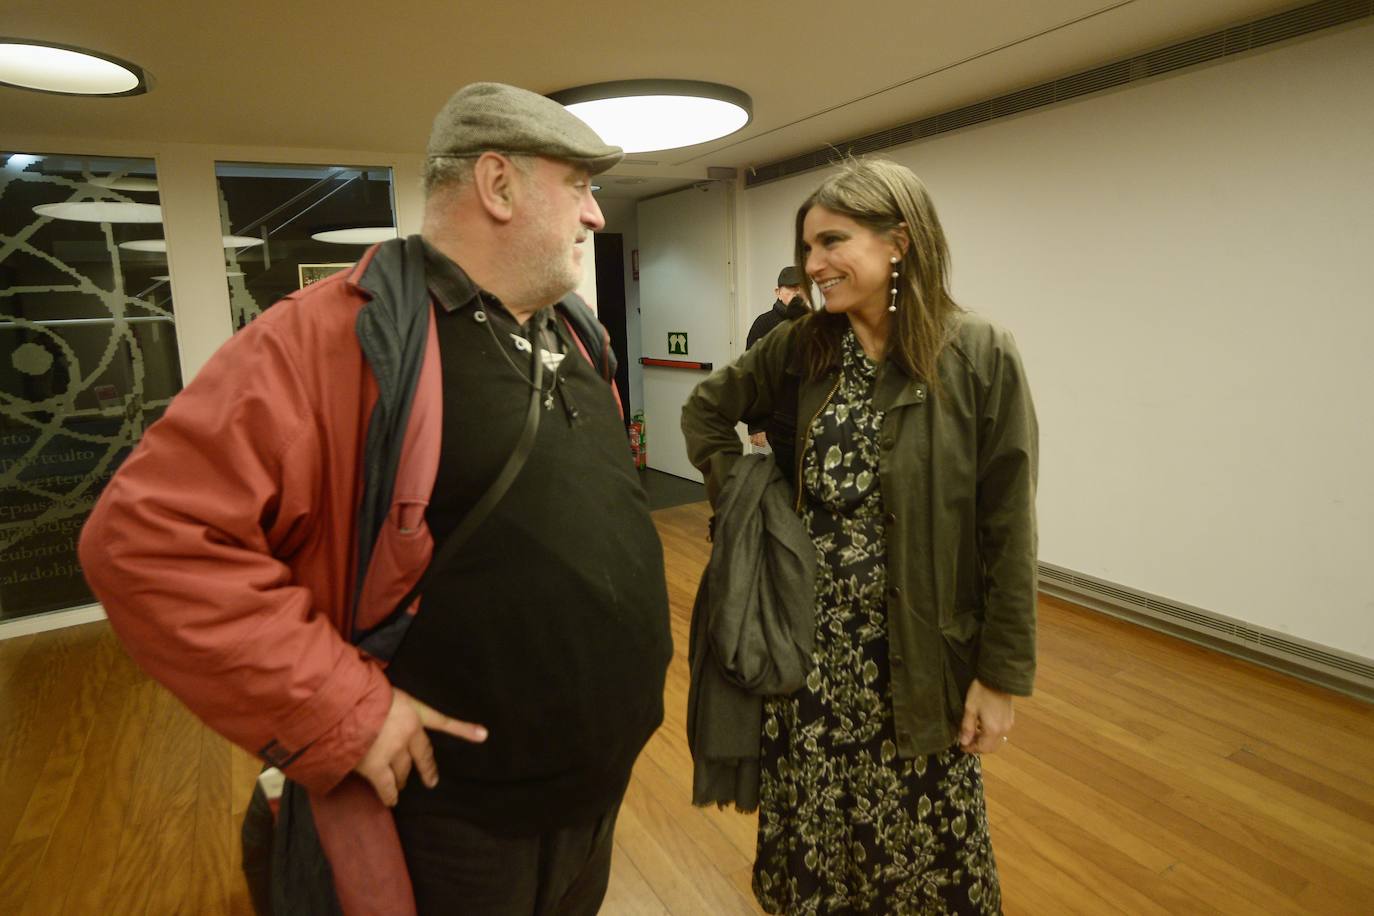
left=777, top=266, right=804, bottom=287
left=428, top=82, right=623, bottom=174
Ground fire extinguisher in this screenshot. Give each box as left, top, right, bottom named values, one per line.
left=632, top=410, right=648, bottom=469
left=627, top=418, right=642, bottom=466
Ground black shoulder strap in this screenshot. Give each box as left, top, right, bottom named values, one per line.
left=557, top=293, right=616, bottom=382
left=355, top=315, right=545, bottom=660
left=419, top=358, right=542, bottom=592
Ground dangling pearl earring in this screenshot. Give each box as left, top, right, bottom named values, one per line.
left=888, top=256, right=900, bottom=313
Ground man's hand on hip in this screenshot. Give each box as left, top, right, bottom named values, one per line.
left=354, top=687, right=487, bottom=807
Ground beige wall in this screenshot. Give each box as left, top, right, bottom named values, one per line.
left=737, top=23, right=1374, bottom=658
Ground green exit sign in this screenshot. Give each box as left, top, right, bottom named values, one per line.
left=667, top=332, right=689, bottom=355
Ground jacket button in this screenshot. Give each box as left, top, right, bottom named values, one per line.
left=884, top=511, right=897, bottom=525
left=881, top=437, right=895, bottom=449
left=888, top=585, right=901, bottom=598
left=896, top=730, right=910, bottom=744
left=891, top=656, right=905, bottom=668
left=915, top=389, right=926, bottom=401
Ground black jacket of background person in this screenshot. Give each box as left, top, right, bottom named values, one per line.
left=746, top=297, right=810, bottom=351
left=744, top=298, right=809, bottom=434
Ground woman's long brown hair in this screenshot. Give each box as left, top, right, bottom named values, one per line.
left=793, top=159, right=962, bottom=388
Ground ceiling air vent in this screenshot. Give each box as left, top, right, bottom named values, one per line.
left=747, top=0, right=1373, bottom=188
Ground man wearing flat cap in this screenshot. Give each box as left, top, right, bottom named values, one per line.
left=80, top=82, right=673, bottom=915
left=744, top=265, right=811, bottom=448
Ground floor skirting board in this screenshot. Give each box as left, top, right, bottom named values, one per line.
left=1039, top=562, right=1374, bottom=704
left=0, top=603, right=106, bottom=641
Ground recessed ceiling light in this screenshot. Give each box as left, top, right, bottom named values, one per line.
left=549, top=80, right=751, bottom=154
left=0, top=38, right=149, bottom=97
left=120, top=235, right=263, bottom=253
left=89, top=175, right=158, bottom=192
left=33, top=201, right=162, bottom=223
left=310, top=227, right=398, bottom=245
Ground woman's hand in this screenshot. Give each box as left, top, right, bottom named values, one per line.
left=958, top=678, right=1014, bottom=754
left=353, top=688, right=488, bottom=806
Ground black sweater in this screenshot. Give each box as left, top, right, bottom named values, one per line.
left=389, top=254, right=671, bottom=835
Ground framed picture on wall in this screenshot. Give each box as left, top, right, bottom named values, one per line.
left=297, top=262, right=355, bottom=289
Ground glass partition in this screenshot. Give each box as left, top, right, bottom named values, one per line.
left=0, top=152, right=183, bottom=621
left=214, top=162, right=397, bottom=329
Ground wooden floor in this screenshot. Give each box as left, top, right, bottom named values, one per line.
left=2, top=500, right=1372, bottom=914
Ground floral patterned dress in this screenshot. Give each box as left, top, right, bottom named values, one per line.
left=753, top=330, right=1001, bottom=915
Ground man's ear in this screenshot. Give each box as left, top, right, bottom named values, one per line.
left=473, top=152, right=517, bottom=223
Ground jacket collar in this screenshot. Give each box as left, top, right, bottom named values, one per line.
left=346, top=235, right=486, bottom=315
left=773, top=298, right=809, bottom=320
left=419, top=238, right=489, bottom=314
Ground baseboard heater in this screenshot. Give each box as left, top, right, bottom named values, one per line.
left=1038, top=562, right=1374, bottom=704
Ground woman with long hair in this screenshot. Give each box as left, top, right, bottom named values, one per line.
left=683, top=158, right=1038, bottom=914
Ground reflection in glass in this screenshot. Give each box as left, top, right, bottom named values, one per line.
left=214, top=163, right=397, bottom=330
left=0, top=152, right=183, bottom=620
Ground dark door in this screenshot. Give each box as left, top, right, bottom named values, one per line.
left=593, top=233, right=630, bottom=419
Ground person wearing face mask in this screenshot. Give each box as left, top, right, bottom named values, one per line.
left=682, top=158, right=1038, bottom=914
left=745, top=266, right=810, bottom=448
left=747, top=265, right=810, bottom=351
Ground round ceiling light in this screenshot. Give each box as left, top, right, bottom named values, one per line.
left=89, top=175, right=158, bottom=192
left=150, top=271, right=244, bottom=281
left=548, top=80, right=751, bottom=154
left=33, top=201, right=162, bottom=223
left=120, top=235, right=262, bottom=253
left=310, top=227, right=398, bottom=245
left=0, top=38, right=149, bottom=97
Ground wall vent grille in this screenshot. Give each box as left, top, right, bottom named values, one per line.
left=1038, top=562, right=1374, bottom=702
left=746, top=0, right=1373, bottom=187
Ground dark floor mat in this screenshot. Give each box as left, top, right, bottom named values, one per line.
left=637, top=468, right=707, bottom=511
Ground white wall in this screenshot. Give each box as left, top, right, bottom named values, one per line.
left=737, top=23, right=1374, bottom=659
left=732, top=177, right=810, bottom=358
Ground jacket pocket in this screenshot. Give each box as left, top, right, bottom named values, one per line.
left=355, top=499, right=432, bottom=633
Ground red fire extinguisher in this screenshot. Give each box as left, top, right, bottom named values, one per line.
left=631, top=410, right=648, bottom=469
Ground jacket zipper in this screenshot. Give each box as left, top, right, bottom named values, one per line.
left=794, top=373, right=842, bottom=511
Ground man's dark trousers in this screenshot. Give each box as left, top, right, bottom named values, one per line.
left=393, top=803, right=620, bottom=915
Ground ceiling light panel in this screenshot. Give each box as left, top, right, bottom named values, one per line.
left=550, top=80, right=751, bottom=154
left=310, top=227, right=398, bottom=245
left=120, top=235, right=263, bottom=253
left=33, top=202, right=162, bottom=223
left=89, top=176, right=159, bottom=192
left=0, top=39, right=148, bottom=96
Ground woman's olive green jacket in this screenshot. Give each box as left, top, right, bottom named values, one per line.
left=681, top=310, right=1038, bottom=758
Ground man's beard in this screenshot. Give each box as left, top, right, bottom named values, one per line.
left=510, top=185, right=580, bottom=308
left=518, top=246, right=579, bottom=308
